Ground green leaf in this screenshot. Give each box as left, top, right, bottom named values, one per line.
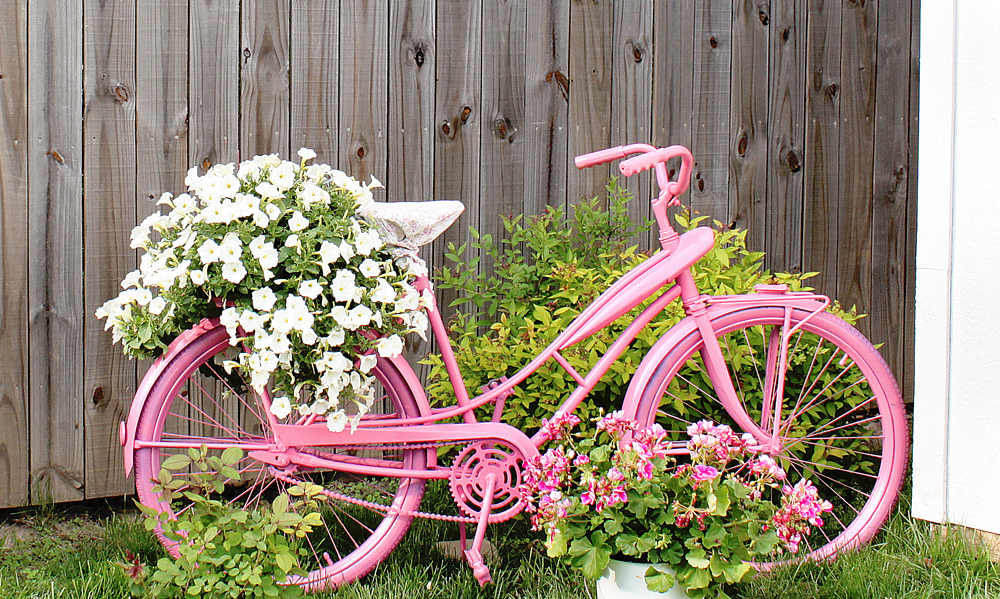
left=274, top=551, right=296, bottom=574
left=686, top=548, right=711, bottom=569
left=221, top=447, right=243, bottom=466
left=569, top=536, right=612, bottom=579
left=644, top=566, right=676, bottom=593
left=160, top=454, right=192, bottom=471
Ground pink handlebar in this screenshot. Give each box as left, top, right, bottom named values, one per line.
left=619, top=145, right=694, bottom=196
left=574, top=146, right=629, bottom=169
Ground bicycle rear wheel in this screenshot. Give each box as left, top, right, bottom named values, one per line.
left=132, top=321, right=428, bottom=591
left=629, top=307, right=908, bottom=564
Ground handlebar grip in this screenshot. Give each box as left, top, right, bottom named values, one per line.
left=619, top=145, right=694, bottom=196
left=619, top=152, right=661, bottom=176
left=574, top=146, right=628, bottom=169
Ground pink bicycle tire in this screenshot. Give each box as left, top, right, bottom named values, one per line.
left=630, top=306, right=908, bottom=565
left=132, top=322, right=428, bottom=592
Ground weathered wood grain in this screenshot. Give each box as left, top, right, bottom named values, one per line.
left=480, top=0, right=526, bottom=265
left=389, top=0, right=435, bottom=203
left=340, top=0, right=388, bottom=185
left=524, top=0, right=570, bottom=214
left=765, top=0, right=807, bottom=273
left=241, top=0, right=290, bottom=159
left=433, top=0, right=482, bottom=323
left=82, top=0, right=137, bottom=499
left=191, top=0, right=239, bottom=169
left=291, top=0, right=339, bottom=163
left=137, top=0, right=188, bottom=198
left=566, top=0, right=613, bottom=205
left=612, top=0, right=654, bottom=248
left=689, top=0, right=732, bottom=222
left=728, top=0, right=769, bottom=245
left=902, top=0, right=920, bottom=402
left=389, top=0, right=435, bottom=373
left=802, top=0, right=842, bottom=297
left=0, top=0, right=28, bottom=509
left=837, top=0, right=877, bottom=335
left=652, top=0, right=695, bottom=218
left=28, top=0, right=85, bottom=503
left=870, top=0, right=912, bottom=392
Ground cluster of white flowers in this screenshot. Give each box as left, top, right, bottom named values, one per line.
left=96, top=148, right=429, bottom=433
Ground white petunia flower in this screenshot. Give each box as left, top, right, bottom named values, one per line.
left=326, top=411, right=349, bottom=433
left=220, top=307, right=240, bottom=339
left=325, top=326, right=346, bottom=347
left=190, top=268, right=208, bottom=286
left=252, top=287, right=278, bottom=311
left=285, top=234, right=300, bottom=249
left=300, top=328, right=318, bottom=345
left=148, top=296, right=167, bottom=315
left=370, top=279, right=396, bottom=304
left=269, top=396, right=292, bottom=420
left=259, top=350, right=279, bottom=372
left=331, top=270, right=357, bottom=303
left=239, top=309, right=263, bottom=333
left=358, top=354, right=377, bottom=374
left=305, top=163, right=331, bottom=182
left=269, top=333, right=291, bottom=354
left=270, top=309, right=295, bottom=334
left=219, top=232, right=243, bottom=263
left=339, top=240, right=355, bottom=261
left=297, top=147, right=317, bottom=161
left=121, top=270, right=142, bottom=289
left=221, top=262, right=247, bottom=284
left=376, top=334, right=405, bottom=358
left=298, top=279, right=322, bottom=299
left=237, top=160, right=261, bottom=181
left=300, top=183, right=330, bottom=209
left=249, top=235, right=267, bottom=258
left=256, top=181, right=283, bottom=199
left=252, top=209, right=270, bottom=228
left=269, top=162, right=297, bottom=191
left=198, top=239, right=222, bottom=264
left=258, top=244, right=279, bottom=270
left=358, top=259, right=380, bottom=278
left=133, top=288, right=153, bottom=306
left=347, top=304, right=373, bottom=329
left=288, top=211, right=309, bottom=232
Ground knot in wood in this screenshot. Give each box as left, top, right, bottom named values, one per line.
left=113, top=84, right=129, bottom=103
left=414, top=45, right=425, bottom=68
left=786, top=149, right=802, bottom=173
left=758, top=10, right=769, bottom=26
left=709, top=36, right=719, bottom=49
left=460, top=106, right=472, bottom=125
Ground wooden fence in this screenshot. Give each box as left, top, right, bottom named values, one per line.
left=0, top=0, right=918, bottom=508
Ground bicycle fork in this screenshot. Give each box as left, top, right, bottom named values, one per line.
left=680, top=274, right=831, bottom=453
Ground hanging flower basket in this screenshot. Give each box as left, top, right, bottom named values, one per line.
left=96, top=148, right=428, bottom=432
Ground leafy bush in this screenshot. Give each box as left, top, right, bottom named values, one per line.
left=134, top=446, right=324, bottom=599
left=424, top=180, right=823, bottom=431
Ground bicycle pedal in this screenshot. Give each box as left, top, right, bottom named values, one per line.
left=463, top=548, right=492, bottom=586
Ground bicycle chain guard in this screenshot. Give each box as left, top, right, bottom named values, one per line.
left=449, top=440, right=525, bottom=523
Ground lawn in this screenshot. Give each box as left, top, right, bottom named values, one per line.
left=2, top=482, right=998, bottom=599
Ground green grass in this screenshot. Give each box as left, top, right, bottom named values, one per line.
left=3, top=487, right=1000, bottom=599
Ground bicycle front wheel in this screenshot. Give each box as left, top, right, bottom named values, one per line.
left=133, top=321, right=428, bottom=591
left=630, top=306, right=908, bottom=564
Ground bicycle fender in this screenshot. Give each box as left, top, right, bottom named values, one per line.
left=121, top=319, right=435, bottom=475
left=620, top=295, right=828, bottom=421
left=121, top=318, right=224, bottom=476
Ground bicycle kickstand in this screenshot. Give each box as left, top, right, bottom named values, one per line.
left=463, top=472, right=496, bottom=586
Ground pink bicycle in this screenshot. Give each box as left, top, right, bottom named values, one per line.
left=119, top=143, right=908, bottom=591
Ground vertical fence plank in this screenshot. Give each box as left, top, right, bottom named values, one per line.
left=837, top=0, right=877, bottom=334
left=689, top=0, right=732, bottom=221
left=28, top=0, right=85, bottom=503
left=652, top=0, right=694, bottom=213
left=291, top=0, right=339, bottom=163
left=728, top=0, right=769, bottom=242
left=0, top=0, right=28, bottom=508
left=902, top=0, right=919, bottom=401
left=433, top=0, right=482, bottom=321
left=340, top=0, right=388, bottom=184
left=82, top=0, right=137, bottom=499
left=524, top=0, right=570, bottom=215
left=612, top=0, right=654, bottom=244
left=242, top=0, right=291, bottom=159
left=870, top=0, right=912, bottom=387
left=137, top=0, right=189, bottom=198
left=567, top=0, right=613, bottom=205
left=802, top=0, right=842, bottom=296
left=765, top=0, right=807, bottom=273
left=191, top=0, right=239, bottom=169
left=389, top=0, right=435, bottom=371
left=389, top=0, right=435, bottom=203
left=480, top=0, right=526, bottom=256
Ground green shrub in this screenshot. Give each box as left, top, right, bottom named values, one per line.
left=134, top=446, right=324, bottom=599
left=423, top=180, right=824, bottom=432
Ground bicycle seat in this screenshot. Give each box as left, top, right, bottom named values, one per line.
left=358, top=200, right=465, bottom=250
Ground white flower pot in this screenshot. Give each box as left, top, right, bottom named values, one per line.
left=596, top=558, right=687, bottom=599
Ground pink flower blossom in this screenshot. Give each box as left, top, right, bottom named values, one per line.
left=541, top=411, right=582, bottom=442
left=596, top=410, right=637, bottom=437
left=690, top=464, right=720, bottom=482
